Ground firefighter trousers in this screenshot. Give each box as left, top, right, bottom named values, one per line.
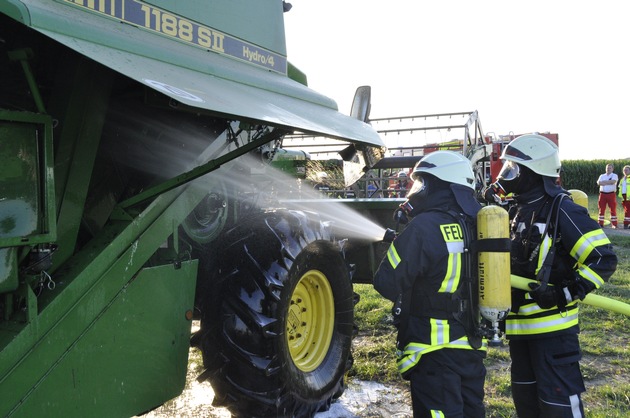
left=509, top=335, right=586, bottom=418
left=407, top=348, right=486, bottom=418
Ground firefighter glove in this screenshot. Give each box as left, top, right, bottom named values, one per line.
left=567, top=276, right=594, bottom=301
left=482, top=183, right=505, bottom=205
left=482, top=186, right=499, bottom=204
left=528, top=283, right=571, bottom=310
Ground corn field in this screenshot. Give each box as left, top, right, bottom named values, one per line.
left=561, top=159, right=629, bottom=194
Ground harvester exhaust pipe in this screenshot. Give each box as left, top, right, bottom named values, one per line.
left=477, top=205, right=512, bottom=346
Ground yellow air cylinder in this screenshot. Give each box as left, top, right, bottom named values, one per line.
left=477, top=206, right=512, bottom=326
left=567, top=189, right=588, bottom=210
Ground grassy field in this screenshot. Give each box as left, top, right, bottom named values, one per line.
left=350, top=197, right=630, bottom=418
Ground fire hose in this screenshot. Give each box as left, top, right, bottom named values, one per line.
left=511, top=275, right=630, bottom=317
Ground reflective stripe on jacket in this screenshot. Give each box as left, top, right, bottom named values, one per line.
left=397, top=330, right=488, bottom=375
left=506, top=295, right=579, bottom=336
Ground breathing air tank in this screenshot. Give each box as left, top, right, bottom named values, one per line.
left=567, top=189, right=588, bottom=210
left=477, top=205, right=512, bottom=345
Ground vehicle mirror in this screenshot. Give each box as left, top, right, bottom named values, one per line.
left=350, top=86, right=371, bottom=123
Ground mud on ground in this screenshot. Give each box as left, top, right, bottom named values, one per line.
left=139, top=344, right=413, bottom=418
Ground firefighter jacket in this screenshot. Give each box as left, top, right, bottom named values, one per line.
left=619, top=175, right=628, bottom=199
left=373, top=189, right=487, bottom=376
left=506, top=186, right=618, bottom=339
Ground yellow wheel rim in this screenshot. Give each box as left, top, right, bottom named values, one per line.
left=286, top=269, right=335, bottom=372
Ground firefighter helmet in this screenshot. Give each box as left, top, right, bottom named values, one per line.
left=500, top=134, right=561, bottom=178
left=411, top=151, right=475, bottom=190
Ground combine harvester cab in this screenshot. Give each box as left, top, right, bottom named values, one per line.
left=0, top=1, right=385, bottom=417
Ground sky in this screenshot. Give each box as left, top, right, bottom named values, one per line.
left=283, top=0, right=630, bottom=161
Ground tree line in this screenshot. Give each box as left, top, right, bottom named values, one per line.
left=561, top=159, right=629, bottom=194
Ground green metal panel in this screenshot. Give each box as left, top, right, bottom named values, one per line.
left=0, top=248, right=18, bottom=293
left=0, top=168, right=210, bottom=416
left=51, top=60, right=113, bottom=267
left=0, top=0, right=384, bottom=147
left=0, top=0, right=29, bottom=22
left=5, top=261, right=197, bottom=417
left=41, top=31, right=382, bottom=146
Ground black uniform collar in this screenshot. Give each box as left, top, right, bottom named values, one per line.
left=543, top=177, right=566, bottom=197
left=513, top=183, right=547, bottom=205
left=414, top=185, right=480, bottom=218
left=451, top=184, right=481, bottom=217
left=414, top=187, right=453, bottom=214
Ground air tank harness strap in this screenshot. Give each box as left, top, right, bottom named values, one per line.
left=409, top=293, right=463, bottom=319
left=470, top=238, right=512, bottom=254
left=533, top=193, right=567, bottom=292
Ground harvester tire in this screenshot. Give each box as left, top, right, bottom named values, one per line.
left=198, top=209, right=354, bottom=418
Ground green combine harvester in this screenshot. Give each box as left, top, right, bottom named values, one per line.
left=0, top=1, right=397, bottom=416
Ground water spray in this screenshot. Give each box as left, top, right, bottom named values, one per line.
left=186, top=152, right=395, bottom=244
